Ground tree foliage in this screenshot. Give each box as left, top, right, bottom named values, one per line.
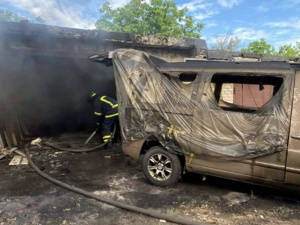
left=96, top=0, right=204, bottom=38
left=0, top=9, right=23, bottom=22
left=0, top=8, right=46, bottom=24
left=241, top=38, right=300, bottom=57
left=278, top=42, right=300, bottom=57
left=241, top=38, right=276, bottom=55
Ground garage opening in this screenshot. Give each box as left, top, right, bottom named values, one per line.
left=0, top=22, right=117, bottom=148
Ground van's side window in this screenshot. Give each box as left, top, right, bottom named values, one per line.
left=211, top=74, right=283, bottom=112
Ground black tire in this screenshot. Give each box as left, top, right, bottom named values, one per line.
left=142, top=146, right=182, bottom=187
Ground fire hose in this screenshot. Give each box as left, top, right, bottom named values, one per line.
left=32, top=124, right=117, bottom=153
left=41, top=140, right=106, bottom=152
left=23, top=141, right=206, bottom=225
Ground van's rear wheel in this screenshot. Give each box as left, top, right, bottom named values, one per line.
left=142, top=146, right=181, bottom=187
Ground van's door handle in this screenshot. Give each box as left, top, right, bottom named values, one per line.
left=291, top=135, right=300, bottom=140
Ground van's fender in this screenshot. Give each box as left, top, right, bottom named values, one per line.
left=122, top=139, right=146, bottom=160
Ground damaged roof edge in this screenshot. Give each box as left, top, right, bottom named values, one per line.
left=157, top=61, right=293, bottom=74
left=89, top=50, right=295, bottom=75
left=0, top=21, right=207, bottom=50
left=89, top=48, right=299, bottom=69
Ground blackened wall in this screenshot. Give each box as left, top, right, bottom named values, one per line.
left=0, top=53, right=115, bottom=133
left=0, top=21, right=198, bottom=133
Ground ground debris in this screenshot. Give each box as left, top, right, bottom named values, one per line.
left=0, top=133, right=299, bottom=225
left=222, top=192, right=251, bottom=206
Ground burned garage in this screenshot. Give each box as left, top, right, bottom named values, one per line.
left=0, top=21, right=206, bottom=142
left=1, top=20, right=300, bottom=225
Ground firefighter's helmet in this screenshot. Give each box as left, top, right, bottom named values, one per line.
left=87, top=92, right=98, bottom=103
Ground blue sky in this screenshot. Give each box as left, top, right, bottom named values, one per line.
left=0, top=0, right=299, bottom=49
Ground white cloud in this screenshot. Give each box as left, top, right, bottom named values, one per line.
left=274, top=30, right=290, bottom=36
left=2, top=0, right=96, bottom=29
left=278, top=0, right=300, bottom=9
left=217, top=0, right=242, bottom=8
left=178, top=0, right=219, bottom=21
left=271, top=28, right=300, bottom=47
left=195, top=10, right=218, bottom=20
left=109, top=0, right=131, bottom=9
left=205, top=22, right=217, bottom=28
left=232, top=26, right=299, bottom=49
left=233, top=27, right=269, bottom=40
left=179, top=0, right=212, bottom=11
left=264, top=21, right=289, bottom=28
left=256, top=5, right=269, bottom=12
left=264, top=19, right=300, bottom=29
left=274, top=35, right=300, bottom=46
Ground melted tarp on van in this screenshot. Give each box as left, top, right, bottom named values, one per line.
left=112, top=49, right=294, bottom=159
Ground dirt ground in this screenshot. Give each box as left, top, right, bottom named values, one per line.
left=0, top=133, right=300, bottom=225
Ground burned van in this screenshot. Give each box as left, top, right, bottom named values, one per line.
left=91, top=49, right=300, bottom=191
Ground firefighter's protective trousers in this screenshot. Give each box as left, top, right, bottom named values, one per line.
left=93, top=96, right=118, bottom=143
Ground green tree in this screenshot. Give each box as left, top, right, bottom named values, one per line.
left=241, top=38, right=276, bottom=55
left=0, top=9, right=46, bottom=24
left=278, top=42, right=300, bottom=57
left=0, top=9, right=23, bottom=22
left=96, top=0, right=204, bottom=38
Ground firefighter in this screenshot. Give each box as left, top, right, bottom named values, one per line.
left=87, top=92, right=118, bottom=146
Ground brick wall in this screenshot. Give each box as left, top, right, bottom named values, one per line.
left=221, top=84, right=234, bottom=103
